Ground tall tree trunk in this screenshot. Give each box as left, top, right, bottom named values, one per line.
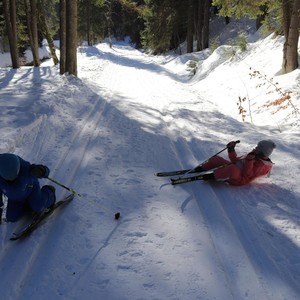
left=282, top=0, right=292, bottom=38
left=282, top=0, right=300, bottom=73
left=105, top=0, right=113, bottom=48
left=202, top=0, right=211, bottom=49
left=196, top=0, right=210, bottom=51
left=24, top=0, right=40, bottom=66
left=3, top=0, right=19, bottom=68
left=66, top=0, right=77, bottom=76
left=38, top=1, right=59, bottom=65
left=30, top=0, right=40, bottom=66
left=60, top=0, right=66, bottom=74
left=86, top=0, right=91, bottom=45
left=187, top=0, right=194, bottom=53
left=196, top=0, right=204, bottom=51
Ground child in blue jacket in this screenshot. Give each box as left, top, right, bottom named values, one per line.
left=0, top=153, right=56, bottom=222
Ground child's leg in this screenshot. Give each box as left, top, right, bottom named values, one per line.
left=6, top=201, right=29, bottom=222
left=201, top=156, right=230, bottom=171
left=214, top=164, right=241, bottom=183
left=28, top=184, right=56, bottom=213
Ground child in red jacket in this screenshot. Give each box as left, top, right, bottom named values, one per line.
left=196, top=140, right=276, bottom=186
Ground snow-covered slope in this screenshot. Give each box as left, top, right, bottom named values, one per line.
left=0, top=30, right=300, bottom=299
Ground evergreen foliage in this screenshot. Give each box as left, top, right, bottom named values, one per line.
left=212, top=0, right=274, bottom=18
left=141, top=0, right=177, bottom=54
left=0, top=0, right=299, bottom=73
left=78, top=0, right=106, bottom=45
left=15, top=1, right=30, bottom=54
left=0, top=1, right=7, bottom=52
left=38, top=0, right=60, bottom=39
left=212, top=0, right=282, bottom=32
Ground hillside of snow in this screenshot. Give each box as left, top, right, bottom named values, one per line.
left=0, top=24, right=300, bottom=299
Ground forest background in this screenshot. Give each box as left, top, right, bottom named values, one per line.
left=0, top=0, right=300, bottom=76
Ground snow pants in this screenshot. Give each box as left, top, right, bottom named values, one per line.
left=6, top=185, right=55, bottom=222
left=202, top=156, right=241, bottom=183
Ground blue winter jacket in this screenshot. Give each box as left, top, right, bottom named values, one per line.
left=0, top=156, right=39, bottom=206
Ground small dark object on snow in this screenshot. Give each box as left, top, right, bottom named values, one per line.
left=115, top=212, right=121, bottom=220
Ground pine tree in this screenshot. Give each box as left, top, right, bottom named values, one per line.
left=60, top=0, right=77, bottom=76
left=59, top=0, right=66, bottom=74
left=141, top=0, right=177, bottom=54
left=78, top=0, right=105, bottom=46
left=282, top=0, right=300, bottom=73
left=212, top=0, right=300, bottom=74
left=24, top=0, right=40, bottom=66
left=38, top=0, right=59, bottom=65
left=3, top=0, right=19, bottom=68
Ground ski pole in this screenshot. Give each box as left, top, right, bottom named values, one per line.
left=47, top=177, right=82, bottom=197
left=207, top=140, right=240, bottom=160
left=186, top=140, right=240, bottom=175
left=47, top=177, right=121, bottom=220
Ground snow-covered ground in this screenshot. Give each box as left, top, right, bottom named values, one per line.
left=0, top=24, right=300, bottom=299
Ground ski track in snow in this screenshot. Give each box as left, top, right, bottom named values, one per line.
left=170, top=137, right=300, bottom=299
left=166, top=135, right=300, bottom=299
left=0, top=41, right=300, bottom=299
left=76, top=44, right=300, bottom=299
left=0, top=73, right=115, bottom=299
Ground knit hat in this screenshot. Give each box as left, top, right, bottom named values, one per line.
left=0, top=153, right=21, bottom=181
left=257, top=140, right=276, bottom=157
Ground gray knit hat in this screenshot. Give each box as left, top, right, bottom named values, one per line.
left=257, top=140, right=276, bottom=157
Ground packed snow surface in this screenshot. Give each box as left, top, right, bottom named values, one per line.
left=0, top=31, right=300, bottom=299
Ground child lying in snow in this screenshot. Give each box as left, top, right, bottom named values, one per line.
left=196, top=140, right=276, bottom=186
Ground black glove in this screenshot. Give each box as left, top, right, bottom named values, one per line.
left=30, top=164, right=50, bottom=178
left=227, top=141, right=237, bottom=152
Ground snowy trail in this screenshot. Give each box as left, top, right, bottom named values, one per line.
left=0, top=77, right=113, bottom=299
left=165, top=136, right=295, bottom=299
left=77, top=43, right=300, bottom=299
left=172, top=124, right=299, bottom=299
left=1, top=39, right=300, bottom=300
left=78, top=45, right=239, bottom=299
left=169, top=127, right=300, bottom=298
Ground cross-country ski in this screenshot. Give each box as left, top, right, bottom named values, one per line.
left=10, top=194, right=75, bottom=241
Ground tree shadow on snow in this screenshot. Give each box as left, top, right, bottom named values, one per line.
left=0, top=66, right=57, bottom=129
left=189, top=180, right=300, bottom=297
left=79, top=44, right=188, bottom=83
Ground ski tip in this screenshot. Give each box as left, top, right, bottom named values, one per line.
left=10, top=233, right=21, bottom=241
left=159, top=182, right=172, bottom=189
left=10, top=235, right=17, bottom=241
left=154, top=172, right=166, bottom=177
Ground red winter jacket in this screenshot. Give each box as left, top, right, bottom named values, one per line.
left=203, top=149, right=273, bottom=186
